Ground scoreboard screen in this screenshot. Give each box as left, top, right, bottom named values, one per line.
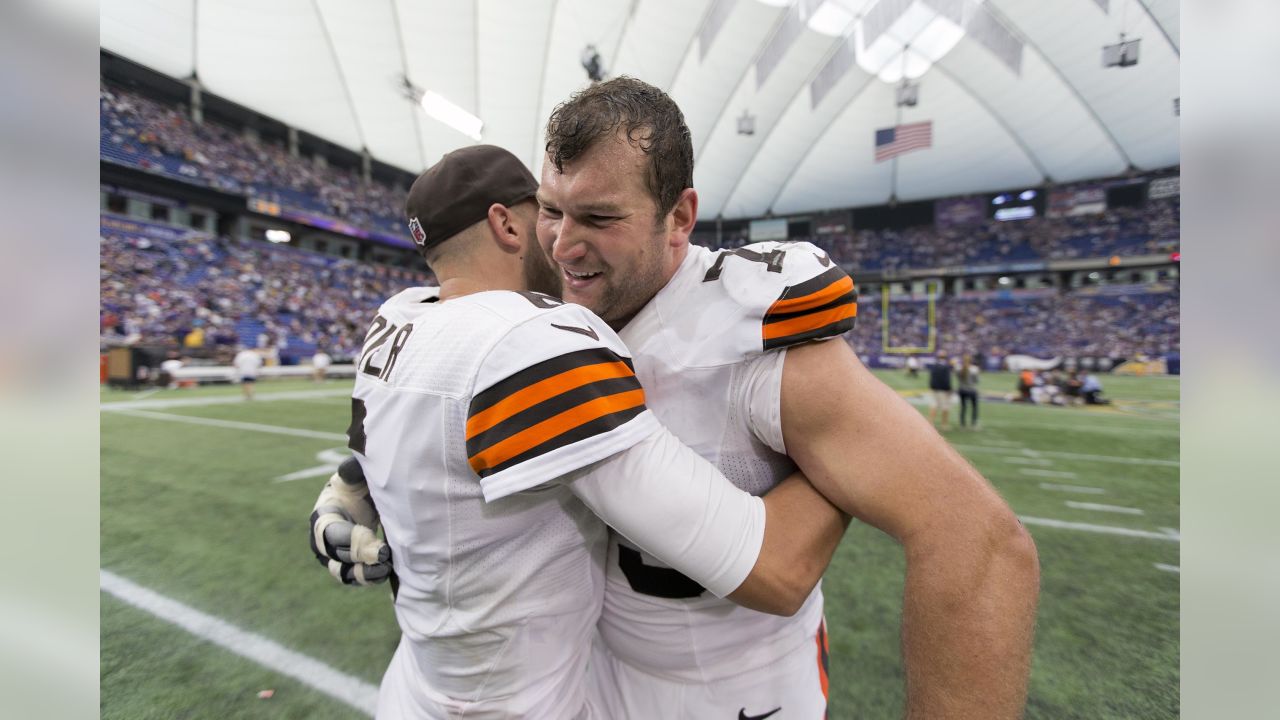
left=988, top=188, right=1043, bottom=221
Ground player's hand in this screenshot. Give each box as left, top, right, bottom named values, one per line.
left=309, top=457, right=393, bottom=586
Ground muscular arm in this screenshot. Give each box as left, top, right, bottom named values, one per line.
left=568, top=427, right=847, bottom=616
left=780, top=340, right=1040, bottom=719
left=729, top=471, right=848, bottom=615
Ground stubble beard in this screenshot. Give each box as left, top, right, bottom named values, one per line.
left=591, top=230, right=669, bottom=328
left=522, top=231, right=564, bottom=298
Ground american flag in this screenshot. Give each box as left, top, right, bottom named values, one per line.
left=874, top=121, right=933, bottom=162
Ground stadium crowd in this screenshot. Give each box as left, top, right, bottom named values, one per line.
left=100, top=219, right=431, bottom=362
left=852, top=286, right=1180, bottom=360
left=695, top=198, right=1178, bottom=270
left=104, top=83, right=1178, bottom=273
left=99, top=84, right=1178, bottom=367
left=100, top=211, right=1176, bottom=365
left=100, top=85, right=404, bottom=236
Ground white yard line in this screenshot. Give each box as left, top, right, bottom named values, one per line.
left=1039, top=483, right=1106, bottom=495
left=1018, top=516, right=1179, bottom=542
left=1154, top=563, right=1180, bottom=573
left=108, top=409, right=347, bottom=442
left=977, top=420, right=1178, bottom=436
left=1003, top=456, right=1054, bottom=466
left=101, top=388, right=351, bottom=411
left=274, top=449, right=351, bottom=483
left=1065, top=501, right=1144, bottom=515
left=101, top=569, right=378, bottom=716
left=1019, top=468, right=1079, bottom=479
left=954, top=444, right=1179, bottom=467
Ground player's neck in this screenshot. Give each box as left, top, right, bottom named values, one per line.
left=436, top=276, right=502, bottom=302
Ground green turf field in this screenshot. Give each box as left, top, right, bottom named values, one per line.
left=101, top=371, right=1179, bottom=719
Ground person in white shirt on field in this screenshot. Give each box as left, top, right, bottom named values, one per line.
left=232, top=346, right=263, bottom=400
left=158, top=351, right=184, bottom=389
left=311, top=350, right=332, bottom=383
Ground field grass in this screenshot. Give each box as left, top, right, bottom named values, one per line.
left=101, top=371, right=1179, bottom=719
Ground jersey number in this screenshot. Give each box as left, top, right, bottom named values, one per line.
left=703, top=247, right=787, bottom=282
left=359, top=316, right=414, bottom=381
left=617, top=545, right=706, bottom=599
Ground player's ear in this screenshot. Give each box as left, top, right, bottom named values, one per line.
left=487, top=203, right=521, bottom=255
left=666, top=188, right=698, bottom=248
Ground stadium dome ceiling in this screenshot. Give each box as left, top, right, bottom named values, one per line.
left=100, top=0, right=1179, bottom=220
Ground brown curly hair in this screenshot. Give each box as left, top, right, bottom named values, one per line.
left=544, top=76, right=694, bottom=220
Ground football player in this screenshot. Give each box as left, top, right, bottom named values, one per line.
left=312, top=144, right=849, bottom=719
left=533, top=77, right=1040, bottom=719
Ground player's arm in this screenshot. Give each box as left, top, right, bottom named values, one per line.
left=780, top=339, right=1039, bottom=719
left=567, top=428, right=847, bottom=617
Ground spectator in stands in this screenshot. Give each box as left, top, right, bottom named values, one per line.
left=928, top=351, right=955, bottom=430
left=957, top=355, right=980, bottom=430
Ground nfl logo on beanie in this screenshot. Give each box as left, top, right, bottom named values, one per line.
left=408, top=217, right=427, bottom=247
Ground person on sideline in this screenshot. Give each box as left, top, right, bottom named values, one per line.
left=958, top=354, right=981, bottom=429
left=232, top=346, right=262, bottom=400
left=928, top=350, right=956, bottom=430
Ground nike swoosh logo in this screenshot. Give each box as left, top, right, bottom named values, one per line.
left=739, top=708, right=781, bottom=720
left=550, top=323, right=599, bottom=341
left=813, top=251, right=832, bottom=267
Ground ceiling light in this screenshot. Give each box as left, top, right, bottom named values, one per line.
left=265, top=229, right=291, bottom=243
left=419, top=91, right=483, bottom=141
left=805, top=1, right=854, bottom=36
left=852, top=0, right=970, bottom=84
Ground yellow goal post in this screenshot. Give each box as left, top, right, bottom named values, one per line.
left=881, top=280, right=938, bottom=354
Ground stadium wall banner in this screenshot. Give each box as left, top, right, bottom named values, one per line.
left=1147, top=176, right=1180, bottom=199
left=1073, top=281, right=1176, bottom=297
left=246, top=198, right=415, bottom=249
left=749, top=218, right=788, bottom=241
left=939, top=260, right=1047, bottom=275
left=101, top=213, right=207, bottom=242
left=935, top=196, right=986, bottom=227
left=955, top=286, right=1056, bottom=301
left=1047, top=185, right=1107, bottom=218
left=1004, top=354, right=1063, bottom=372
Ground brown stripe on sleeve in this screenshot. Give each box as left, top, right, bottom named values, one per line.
left=466, top=347, right=647, bottom=478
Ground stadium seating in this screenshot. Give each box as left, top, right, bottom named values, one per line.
left=99, top=215, right=432, bottom=363
left=99, top=83, right=1178, bottom=366
left=693, top=197, right=1178, bottom=270
left=100, top=85, right=405, bottom=238
left=850, top=285, right=1180, bottom=360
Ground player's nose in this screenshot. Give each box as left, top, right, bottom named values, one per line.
left=550, top=216, right=589, bottom=264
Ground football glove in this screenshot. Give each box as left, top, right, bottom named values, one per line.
left=310, top=457, right=393, bottom=586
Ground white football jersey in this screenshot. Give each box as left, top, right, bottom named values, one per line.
left=599, top=241, right=858, bottom=682
left=351, top=287, right=658, bottom=719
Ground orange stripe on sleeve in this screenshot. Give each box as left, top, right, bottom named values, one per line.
left=467, top=361, right=635, bottom=438
left=816, top=622, right=829, bottom=701
left=468, top=388, right=646, bottom=472
left=767, top=275, right=855, bottom=316
left=762, top=302, right=857, bottom=341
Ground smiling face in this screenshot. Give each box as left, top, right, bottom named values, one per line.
left=536, top=131, right=691, bottom=328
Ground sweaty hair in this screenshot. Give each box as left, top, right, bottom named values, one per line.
left=544, top=76, right=694, bottom=220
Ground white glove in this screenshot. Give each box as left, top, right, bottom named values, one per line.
left=309, top=457, right=393, bottom=586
